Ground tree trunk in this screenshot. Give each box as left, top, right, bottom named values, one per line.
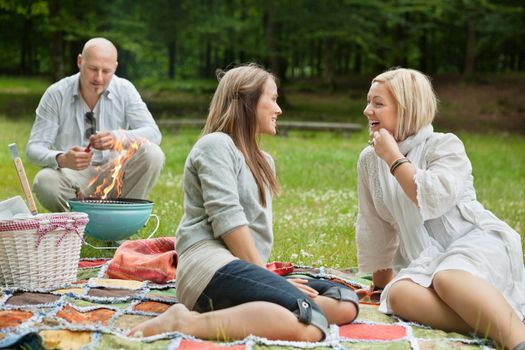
left=262, top=0, right=288, bottom=106
left=213, top=46, right=220, bottom=75
left=396, top=21, right=408, bottom=68
left=316, top=40, right=322, bottom=77
left=168, top=40, right=176, bottom=79
left=464, top=22, right=476, bottom=76
left=419, top=29, right=428, bottom=73
left=238, top=0, right=246, bottom=63
left=353, top=45, right=362, bottom=74
left=341, top=46, right=350, bottom=74
left=322, top=38, right=336, bottom=91
left=223, top=46, right=234, bottom=69
left=48, top=0, right=65, bottom=81
left=20, top=17, right=31, bottom=75
left=201, top=40, right=211, bottom=78
left=309, top=39, right=316, bottom=77
left=429, top=29, right=436, bottom=74
left=69, top=40, right=83, bottom=74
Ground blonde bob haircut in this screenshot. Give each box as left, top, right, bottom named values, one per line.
left=202, top=63, right=279, bottom=207
left=372, top=68, right=437, bottom=141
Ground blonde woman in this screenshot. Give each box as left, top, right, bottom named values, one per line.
left=357, top=67, right=525, bottom=349
left=130, top=64, right=358, bottom=341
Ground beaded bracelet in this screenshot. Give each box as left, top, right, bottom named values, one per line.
left=389, top=157, right=411, bottom=175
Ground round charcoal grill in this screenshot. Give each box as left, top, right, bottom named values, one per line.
left=76, top=198, right=151, bottom=205
left=68, top=198, right=153, bottom=241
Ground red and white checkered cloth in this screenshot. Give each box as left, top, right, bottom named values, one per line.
left=0, top=212, right=88, bottom=247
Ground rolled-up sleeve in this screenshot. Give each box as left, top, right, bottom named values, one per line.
left=192, top=136, right=248, bottom=237
left=415, top=133, right=471, bottom=221
left=26, top=88, right=62, bottom=168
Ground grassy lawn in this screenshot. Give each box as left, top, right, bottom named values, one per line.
left=1, top=116, right=524, bottom=267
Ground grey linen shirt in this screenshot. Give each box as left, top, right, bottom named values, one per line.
left=26, top=72, right=161, bottom=168
left=174, top=132, right=274, bottom=308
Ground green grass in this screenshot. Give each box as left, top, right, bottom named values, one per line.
left=0, top=76, right=50, bottom=119
left=1, top=116, right=524, bottom=266
left=457, top=132, right=525, bottom=235
left=0, top=76, right=50, bottom=94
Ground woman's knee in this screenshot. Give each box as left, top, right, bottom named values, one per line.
left=306, top=279, right=360, bottom=324
left=387, top=280, right=413, bottom=315
left=292, top=300, right=328, bottom=341
left=287, top=323, right=323, bottom=342
left=341, top=301, right=359, bottom=324
left=324, top=300, right=358, bottom=325
left=432, top=270, right=468, bottom=300
left=432, top=271, right=448, bottom=295
left=298, top=324, right=324, bottom=342
left=317, top=285, right=359, bottom=324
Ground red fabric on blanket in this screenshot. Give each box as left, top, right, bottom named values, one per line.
left=78, top=258, right=111, bottom=269
left=105, top=237, right=177, bottom=283
left=339, top=323, right=407, bottom=340
left=178, top=340, right=245, bottom=349
left=266, top=261, right=294, bottom=275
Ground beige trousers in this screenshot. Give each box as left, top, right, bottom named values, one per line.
left=32, top=143, right=165, bottom=212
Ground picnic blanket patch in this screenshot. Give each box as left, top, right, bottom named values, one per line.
left=0, top=259, right=494, bottom=349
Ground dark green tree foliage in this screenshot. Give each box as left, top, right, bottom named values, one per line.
left=0, top=0, right=48, bottom=75
left=0, top=0, right=523, bottom=80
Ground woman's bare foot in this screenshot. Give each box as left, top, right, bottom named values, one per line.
left=128, top=303, right=196, bottom=337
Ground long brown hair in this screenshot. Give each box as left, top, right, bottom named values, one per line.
left=202, top=64, right=279, bottom=206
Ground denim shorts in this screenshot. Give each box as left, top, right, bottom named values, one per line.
left=291, top=277, right=360, bottom=314
left=194, top=260, right=358, bottom=338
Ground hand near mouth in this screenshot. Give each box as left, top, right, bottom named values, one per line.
left=371, top=129, right=403, bottom=164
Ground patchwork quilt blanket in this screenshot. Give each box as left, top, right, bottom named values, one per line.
left=0, top=259, right=495, bottom=349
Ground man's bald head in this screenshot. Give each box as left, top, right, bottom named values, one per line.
left=81, top=38, right=118, bottom=61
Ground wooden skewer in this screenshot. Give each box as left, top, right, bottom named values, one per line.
left=8, top=143, right=38, bottom=215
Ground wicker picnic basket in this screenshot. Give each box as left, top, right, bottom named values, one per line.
left=0, top=212, right=88, bottom=289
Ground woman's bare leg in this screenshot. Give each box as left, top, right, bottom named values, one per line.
left=432, top=270, right=525, bottom=349
left=388, top=279, right=472, bottom=333
left=313, top=296, right=358, bottom=325
left=128, top=301, right=323, bottom=342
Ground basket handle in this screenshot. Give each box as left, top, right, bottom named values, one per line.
left=144, top=214, right=160, bottom=239
left=36, top=221, right=85, bottom=248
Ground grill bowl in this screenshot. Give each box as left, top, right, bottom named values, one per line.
left=68, top=198, right=153, bottom=241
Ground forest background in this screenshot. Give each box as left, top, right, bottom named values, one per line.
left=0, top=0, right=524, bottom=264
left=1, top=0, right=525, bottom=131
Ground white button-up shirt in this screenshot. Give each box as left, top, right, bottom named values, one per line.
left=26, top=72, right=161, bottom=168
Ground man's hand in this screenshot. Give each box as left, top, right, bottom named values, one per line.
left=89, top=131, right=115, bottom=151
left=57, top=146, right=92, bottom=170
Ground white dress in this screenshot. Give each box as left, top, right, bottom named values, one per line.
left=356, top=125, right=525, bottom=318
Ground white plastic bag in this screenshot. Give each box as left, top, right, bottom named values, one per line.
left=0, top=196, right=32, bottom=220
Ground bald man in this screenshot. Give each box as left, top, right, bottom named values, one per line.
left=26, top=37, right=164, bottom=212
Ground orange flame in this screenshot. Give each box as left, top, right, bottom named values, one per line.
left=85, top=135, right=147, bottom=199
